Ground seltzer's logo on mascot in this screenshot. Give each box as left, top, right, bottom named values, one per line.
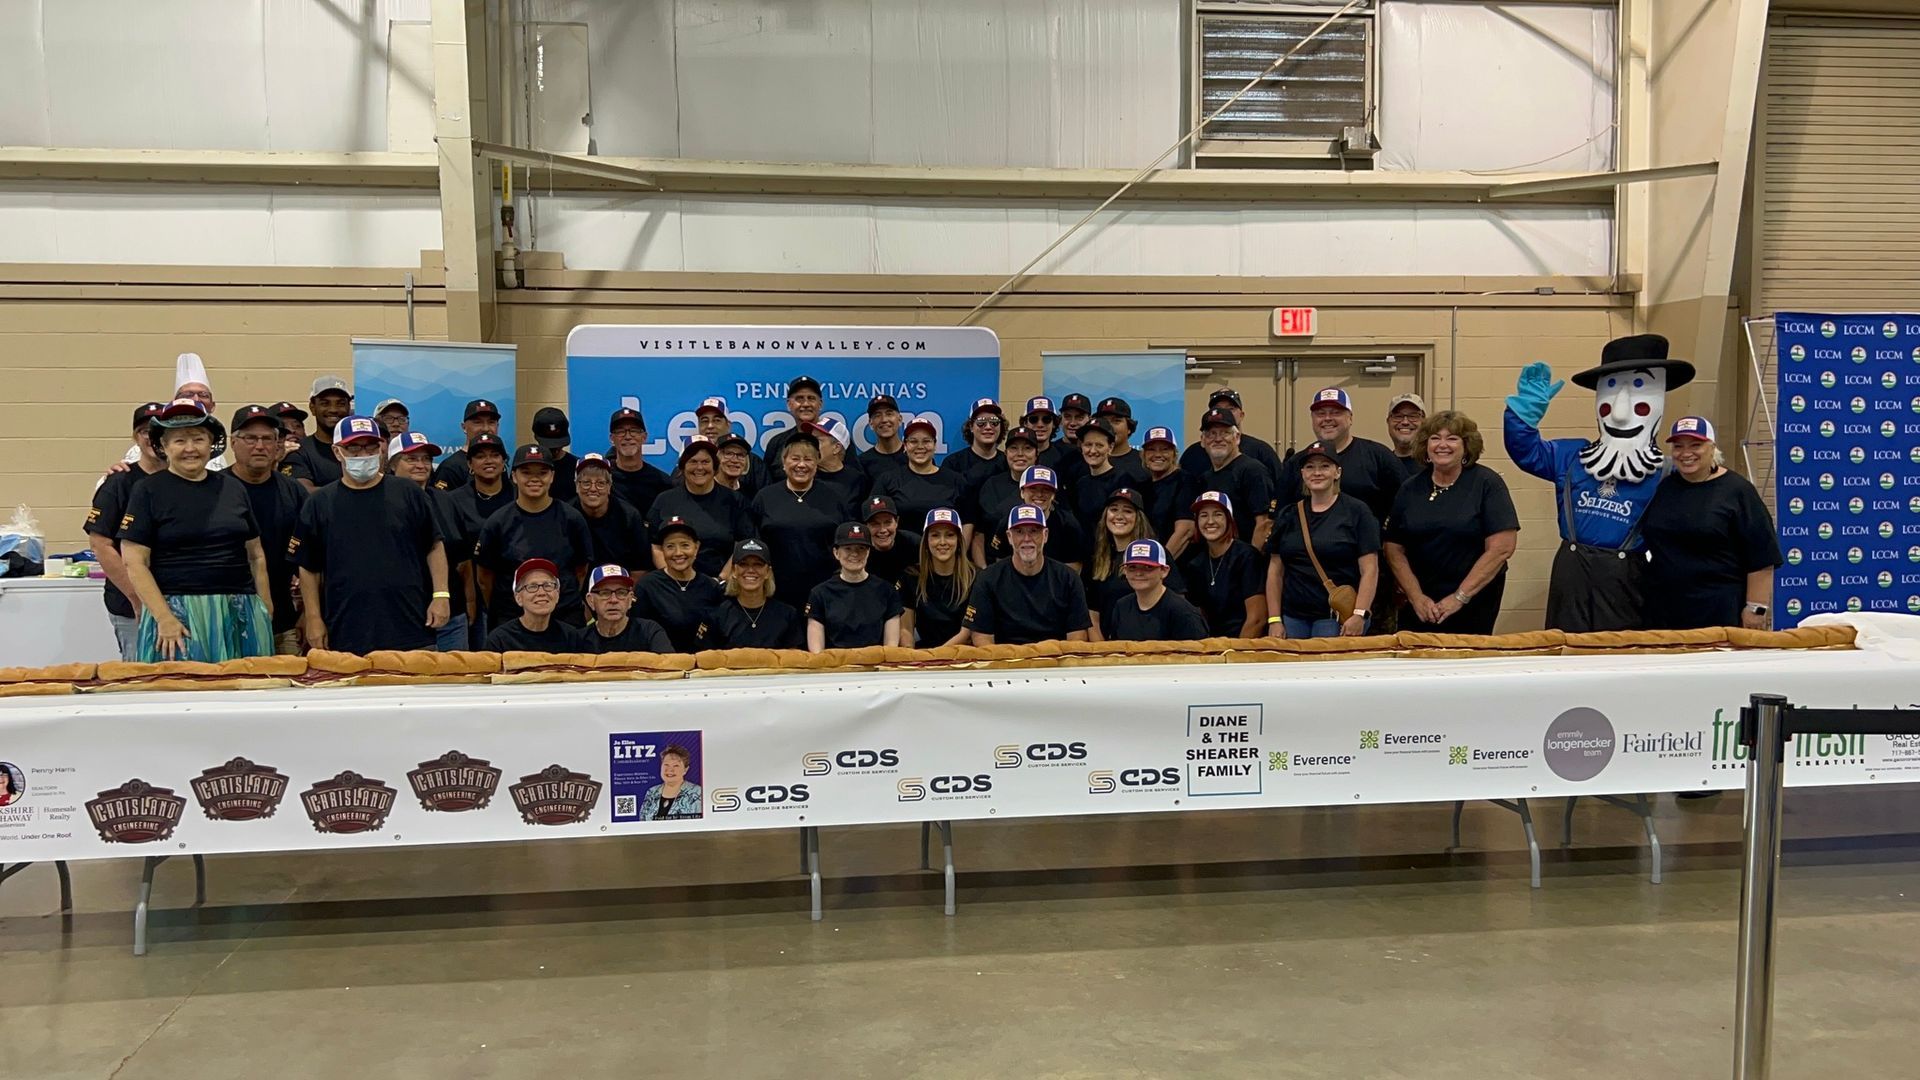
left=1504, top=333, right=1695, bottom=632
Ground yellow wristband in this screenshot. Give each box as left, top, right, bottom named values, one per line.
left=432, top=591, right=451, bottom=599
left=1265, top=616, right=1282, bottom=624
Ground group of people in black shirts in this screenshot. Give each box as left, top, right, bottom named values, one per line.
left=89, top=366, right=1553, bottom=662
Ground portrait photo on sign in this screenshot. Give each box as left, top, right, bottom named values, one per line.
left=0, top=761, right=23, bottom=806
left=609, top=731, right=705, bottom=822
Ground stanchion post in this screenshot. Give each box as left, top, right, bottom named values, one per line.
left=1734, top=693, right=1790, bottom=1080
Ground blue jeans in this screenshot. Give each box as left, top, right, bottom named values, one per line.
left=109, top=612, right=140, bottom=661
left=1283, top=614, right=1342, bottom=639
left=436, top=613, right=470, bottom=653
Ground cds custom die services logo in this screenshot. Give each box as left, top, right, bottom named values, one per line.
left=190, top=758, right=289, bottom=821
left=897, top=775, right=993, bottom=802
left=1088, top=767, right=1181, bottom=794
left=994, top=742, right=1088, bottom=768
left=711, top=783, right=811, bottom=812
left=801, top=748, right=899, bottom=776
left=86, top=779, right=187, bottom=844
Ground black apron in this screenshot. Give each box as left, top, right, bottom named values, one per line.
left=1544, top=474, right=1648, bottom=633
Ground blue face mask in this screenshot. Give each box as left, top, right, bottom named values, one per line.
left=343, top=455, right=382, bottom=482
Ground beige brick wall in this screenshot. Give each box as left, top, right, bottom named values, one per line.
left=1, top=263, right=1642, bottom=632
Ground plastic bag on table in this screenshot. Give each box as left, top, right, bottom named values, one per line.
left=0, top=504, right=46, bottom=578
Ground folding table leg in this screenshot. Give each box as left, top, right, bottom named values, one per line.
left=56, top=860, right=72, bottom=913
left=133, top=856, right=162, bottom=957
left=919, top=821, right=932, bottom=870
left=1449, top=800, right=1465, bottom=850
left=1488, top=799, right=1541, bottom=889
left=1563, top=796, right=1579, bottom=845
left=192, top=854, right=206, bottom=906
left=805, top=826, right=821, bottom=923
left=936, top=821, right=955, bottom=916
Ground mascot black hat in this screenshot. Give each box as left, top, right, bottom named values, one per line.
left=1571, top=334, right=1696, bottom=391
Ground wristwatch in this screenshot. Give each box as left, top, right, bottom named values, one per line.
left=1745, top=602, right=1769, bottom=616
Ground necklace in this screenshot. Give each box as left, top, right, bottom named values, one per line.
left=667, top=572, right=696, bottom=593
left=1428, top=474, right=1459, bottom=502
left=1207, top=548, right=1228, bottom=586
left=740, top=602, right=765, bottom=629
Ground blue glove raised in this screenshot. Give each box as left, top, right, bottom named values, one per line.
left=1505, top=362, right=1564, bottom=428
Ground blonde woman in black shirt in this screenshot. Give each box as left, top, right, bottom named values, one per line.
left=902, top=507, right=972, bottom=647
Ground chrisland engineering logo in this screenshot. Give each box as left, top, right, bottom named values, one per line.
left=190, top=758, right=290, bottom=821
left=86, top=779, right=187, bottom=844
left=407, top=751, right=502, bottom=812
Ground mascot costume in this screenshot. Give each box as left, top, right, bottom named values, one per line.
left=1504, top=333, right=1695, bottom=632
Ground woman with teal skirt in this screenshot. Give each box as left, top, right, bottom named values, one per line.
left=119, top=400, right=274, bottom=662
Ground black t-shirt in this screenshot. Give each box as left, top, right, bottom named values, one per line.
left=121, top=470, right=260, bottom=596
left=902, top=568, right=969, bottom=646
left=962, top=559, right=1092, bottom=644
left=1198, top=455, right=1274, bottom=540
left=647, top=485, right=752, bottom=576
left=1106, top=589, right=1211, bottom=643
left=234, top=471, right=310, bottom=633
left=985, top=509, right=1088, bottom=566
left=696, top=597, right=807, bottom=650
left=283, top=434, right=343, bottom=487
left=815, top=459, right=871, bottom=505
left=294, top=478, right=443, bottom=653
left=632, top=570, right=728, bottom=652
left=868, top=530, right=921, bottom=589
left=870, top=468, right=969, bottom=538
left=1085, top=555, right=1188, bottom=627
left=1640, top=471, right=1783, bottom=629
left=545, top=451, right=580, bottom=504
left=581, top=500, right=652, bottom=574
left=973, top=472, right=1025, bottom=534
left=1274, top=437, right=1403, bottom=525
left=608, top=460, right=673, bottom=519
left=1396, top=453, right=1424, bottom=479
left=583, top=616, right=674, bottom=654
left=1384, top=465, right=1519, bottom=600
left=1069, top=459, right=1154, bottom=537
left=86, top=464, right=158, bottom=617
left=432, top=449, right=476, bottom=491
left=1037, top=440, right=1078, bottom=473
left=485, top=617, right=585, bottom=653
left=1144, top=470, right=1200, bottom=547
left=421, top=486, right=474, bottom=622
left=1180, top=432, right=1282, bottom=483
left=475, top=500, right=595, bottom=624
left=858, top=445, right=909, bottom=481
left=942, top=447, right=1007, bottom=508
left=1266, top=494, right=1382, bottom=619
left=750, top=483, right=856, bottom=602
left=806, top=574, right=904, bottom=649
left=1176, top=539, right=1265, bottom=637
left=448, top=481, right=513, bottom=536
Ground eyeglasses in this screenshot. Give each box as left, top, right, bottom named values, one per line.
left=233, top=433, right=281, bottom=445
left=591, top=588, right=634, bottom=600
left=514, top=581, right=559, bottom=595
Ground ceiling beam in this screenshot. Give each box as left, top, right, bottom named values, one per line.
left=1487, top=161, right=1720, bottom=200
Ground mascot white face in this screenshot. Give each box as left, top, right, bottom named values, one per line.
left=1581, top=367, right=1667, bottom=483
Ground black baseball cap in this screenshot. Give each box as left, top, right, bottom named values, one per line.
left=1004, top=426, right=1040, bottom=449
left=1061, top=393, right=1093, bottom=414
left=657, top=515, right=699, bottom=543
left=867, top=394, right=900, bottom=415
left=863, top=495, right=898, bottom=521
left=468, top=432, right=507, bottom=457
left=463, top=398, right=501, bottom=421
left=1105, top=486, right=1146, bottom=511
left=230, top=404, right=279, bottom=432
left=273, top=400, right=309, bottom=422
left=788, top=375, right=822, bottom=397
left=511, top=444, right=556, bottom=471
left=576, top=451, right=613, bottom=473
left=1201, top=407, right=1239, bottom=430
left=1208, top=388, right=1244, bottom=409
left=609, top=406, right=646, bottom=431
left=1080, top=419, right=1118, bottom=443
left=834, top=521, right=872, bottom=548
left=716, top=432, right=752, bottom=453
left=531, top=407, right=570, bottom=450
left=132, top=402, right=166, bottom=430
left=732, top=537, right=770, bottom=563
left=1299, top=440, right=1340, bottom=465
left=679, top=438, right=719, bottom=464
left=1095, top=397, right=1132, bottom=419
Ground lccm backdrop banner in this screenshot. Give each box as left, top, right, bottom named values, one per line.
left=1, top=648, right=1915, bottom=863
left=1772, top=313, right=1920, bottom=627
left=564, top=326, right=1001, bottom=469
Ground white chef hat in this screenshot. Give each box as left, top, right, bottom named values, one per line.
left=174, top=352, right=211, bottom=395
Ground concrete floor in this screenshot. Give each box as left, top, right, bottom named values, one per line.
left=5, top=788, right=1920, bottom=1079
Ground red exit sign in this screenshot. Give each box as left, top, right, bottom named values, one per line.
left=1272, top=307, right=1318, bottom=337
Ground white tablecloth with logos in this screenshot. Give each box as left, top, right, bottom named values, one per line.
left=1, top=643, right=1914, bottom=865
left=0, top=576, right=121, bottom=668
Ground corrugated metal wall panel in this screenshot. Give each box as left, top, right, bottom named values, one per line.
left=1761, top=16, right=1920, bottom=312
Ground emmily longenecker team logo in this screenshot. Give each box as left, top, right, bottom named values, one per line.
left=191, top=757, right=290, bottom=821
left=85, top=779, right=188, bottom=844
left=300, top=771, right=399, bottom=834
left=407, top=751, right=503, bottom=812
left=510, top=765, right=603, bottom=826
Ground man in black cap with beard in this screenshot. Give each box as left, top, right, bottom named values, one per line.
left=433, top=398, right=503, bottom=490
left=229, top=404, right=310, bottom=653
left=1181, top=388, right=1282, bottom=481
left=764, top=375, right=825, bottom=479
left=606, top=405, right=673, bottom=517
